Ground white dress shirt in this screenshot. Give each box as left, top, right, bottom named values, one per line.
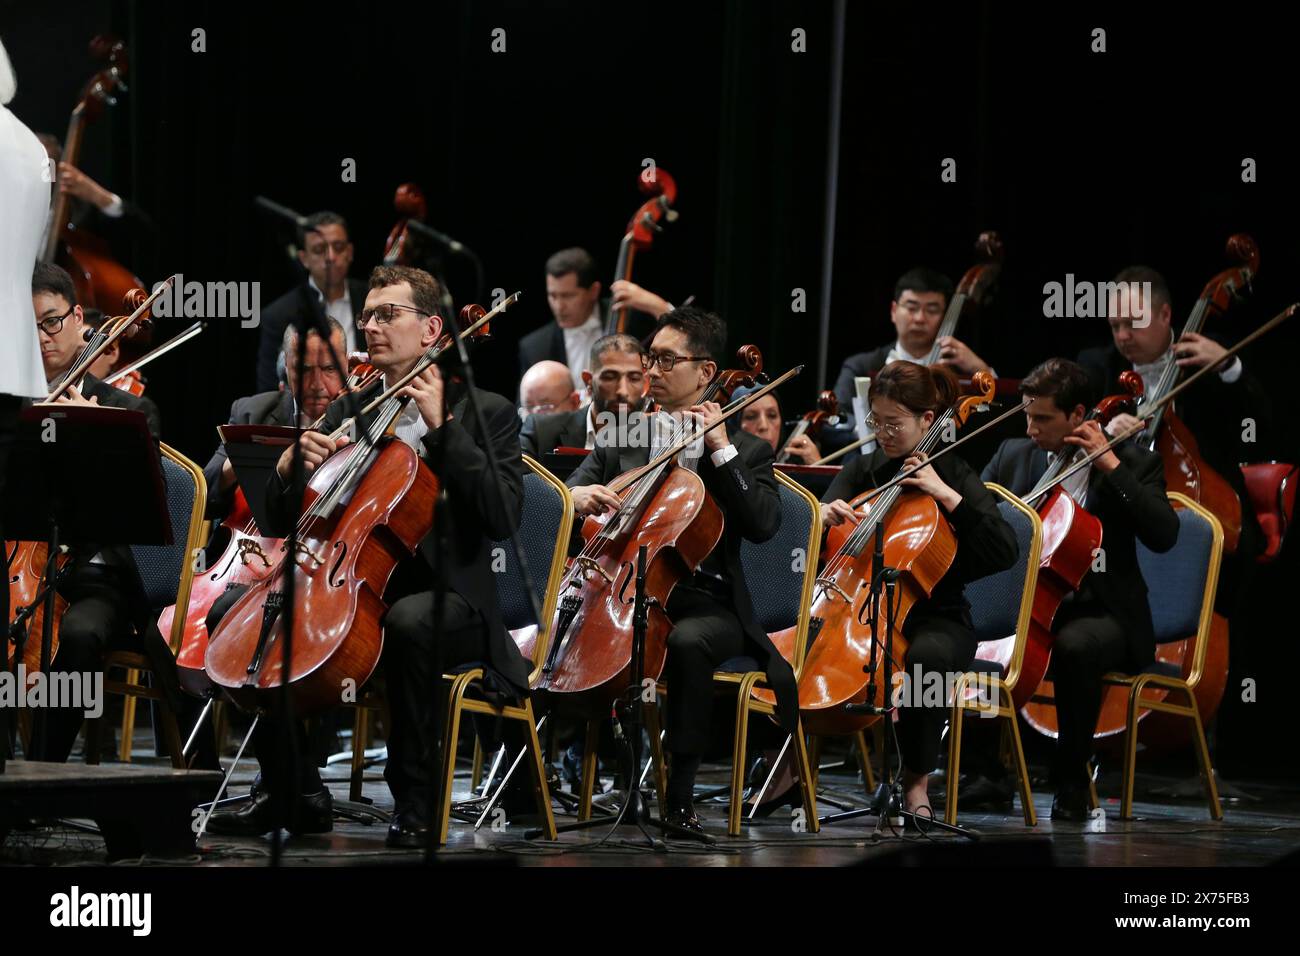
left=308, top=276, right=359, bottom=356
left=562, top=306, right=603, bottom=389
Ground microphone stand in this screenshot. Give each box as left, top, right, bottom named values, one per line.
left=405, top=220, right=485, bottom=311
left=819, top=521, right=976, bottom=840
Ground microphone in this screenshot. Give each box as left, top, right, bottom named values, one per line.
left=253, top=195, right=309, bottom=229
left=404, top=219, right=467, bottom=254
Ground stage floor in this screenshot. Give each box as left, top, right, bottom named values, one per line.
left=3, top=749, right=1297, bottom=867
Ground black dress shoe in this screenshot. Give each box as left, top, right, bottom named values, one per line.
left=953, top=774, right=1015, bottom=811
left=205, top=789, right=282, bottom=837
left=288, top=788, right=333, bottom=835
left=1050, top=788, right=1092, bottom=822
left=386, top=810, right=434, bottom=849
left=664, top=801, right=704, bottom=835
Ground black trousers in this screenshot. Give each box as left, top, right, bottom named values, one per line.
left=895, top=609, right=978, bottom=776
left=661, top=584, right=745, bottom=758
left=1050, top=600, right=1131, bottom=791
left=209, top=578, right=491, bottom=819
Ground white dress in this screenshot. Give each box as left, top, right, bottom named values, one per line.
left=0, top=101, right=51, bottom=398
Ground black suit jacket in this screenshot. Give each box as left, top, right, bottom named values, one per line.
left=78, top=372, right=162, bottom=439
left=516, top=298, right=654, bottom=380
left=1077, top=342, right=1266, bottom=558
left=565, top=427, right=798, bottom=733
left=202, top=389, right=294, bottom=519
left=519, top=406, right=589, bottom=457
left=821, top=343, right=894, bottom=454
left=265, top=380, right=531, bottom=693
left=825, top=447, right=1019, bottom=622
left=255, top=277, right=367, bottom=392
left=982, top=437, right=1179, bottom=666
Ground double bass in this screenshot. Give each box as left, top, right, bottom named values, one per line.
left=756, top=374, right=998, bottom=735
left=923, top=231, right=1003, bottom=368
left=41, top=37, right=145, bottom=325
left=607, top=168, right=679, bottom=335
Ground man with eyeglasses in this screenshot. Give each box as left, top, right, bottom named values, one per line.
left=206, top=264, right=532, bottom=847
left=520, top=334, right=648, bottom=457
left=564, top=307, right=797, bottom=833
left=21, top=262, right=164, bottom=763
left=518, top=360, right=581, bottom=425
left=255, top=211, right=367, bottom=392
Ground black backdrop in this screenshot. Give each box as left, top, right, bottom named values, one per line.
left=3, top=1, right=1297, bottom=776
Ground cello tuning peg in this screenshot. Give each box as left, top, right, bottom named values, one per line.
left=647, top=220, right=664, bottom=234
left=116, top=79, right=129, bottom=93
left=665, top=210, right=680, bottom=223
left=106, top=95, right=119, bottom=106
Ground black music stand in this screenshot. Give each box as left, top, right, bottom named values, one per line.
left=216, top=423, right=301, bottom=534
left=2, top=405, right=169, bottom=765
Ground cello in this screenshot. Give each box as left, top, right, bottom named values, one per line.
left=758, top=373, right=997, bottom=736
left=607, top=169, right=679, bottom=335
left=536, top=366, right=801, bottom=713
left=204, top=299, right=511, bottom=714
left=41, top=37, right=145, bottom=325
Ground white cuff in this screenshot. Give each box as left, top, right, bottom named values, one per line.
left=101, top=193, right=125, bottom=218
left=1218, top=356, right=1243, bottom=384
left=710, top=444, right=739, bottom=467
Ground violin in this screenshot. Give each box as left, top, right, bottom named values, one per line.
left=203, top=301, right=506, bottom=713
left=758, top=373, right=997, bottom=736
left=923, top=231, right=1003, bottom=367
left=777, top=390, right=838, bottom=464
left=6, top=285, right=160, bottom=682
left=607, top=169, right=679, bottom=335
left=535, top=366, right=800, bottom=713
left=41, top=36, right=147, bottom=350
left=1137, top=234, right=1258, bottom=554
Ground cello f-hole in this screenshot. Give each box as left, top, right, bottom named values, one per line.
left=329, top=540, right=349, bottom=587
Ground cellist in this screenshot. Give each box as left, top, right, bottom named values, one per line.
left=205, top=265, right=531, bottom=847
left=818, top=361, right=1018, bottom=819
left=23, top=262, right=162, bottom=762
left=980, top=358, right=1178, bottom=819
left=565, top=307, right=792, bottom=833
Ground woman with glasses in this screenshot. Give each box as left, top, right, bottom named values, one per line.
left=817, top=361, right=1017, bottom=820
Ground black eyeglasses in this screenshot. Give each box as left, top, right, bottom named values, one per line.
left=642, top=351, right=710, bottom=373
left=36, top=306, right=75, bottom=336
left=357, top=303, right=431, bottom=330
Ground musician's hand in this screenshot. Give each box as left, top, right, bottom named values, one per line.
left=1175, top=331, right=1230, bottom=370
left=51, top=385, right=101, bottom=408
left=821, top=499, right=861, bottom=527
left=571, top=484, right=622, bottom=517
left=783, top=434, right=821, bottom=465
left=936, top=336, right=989, bottom=375
left=610, top=280, right=671, bottom=318
left=57, top=161, right=117, bottom=211
left=899, top=451, right=962, bottom=510
left=219, top=458, right=237, bottom=491
left=688, top=401, right=730, bottom=453
left=1104, top=412, right=1144, bottom=440
left=1063, top=419, right=1120, bottom=473
left=276, top=430, right=350, bottom=480
left=401, top=364, right=445, bottom=430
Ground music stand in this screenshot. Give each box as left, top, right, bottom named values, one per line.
left=2, top=405, right=169, bottom=766
left=216, top=423, right=301, bottom=535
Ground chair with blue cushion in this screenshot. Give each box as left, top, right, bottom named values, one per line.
left=945, top=484, right=1042, bottom=826
left=88, top=443, right=208, bottom=768
left=1100, top=492, right=1224, bottom=821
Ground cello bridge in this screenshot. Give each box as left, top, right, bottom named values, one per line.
left=815, top=577, right=854, bottom=604
left=573, top=557, right=613, bottom=584
left=238, top=539, right=273, bottom=568
left=292, top=542, right=325, bottom=568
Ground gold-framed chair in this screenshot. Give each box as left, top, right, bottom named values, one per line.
left=598, top=470, right=823, bottom=836
left=1098, top=492, right=1224, bottom=821
left=943, top=482, right=1042, bottom=826
left=432, top=454, right=571, bottom=844
left=87, top=443, right=208, bottom=769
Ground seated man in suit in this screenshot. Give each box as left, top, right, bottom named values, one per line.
left=26, top=262, right=163, bottom=762
left=203, top=318, right=347, bottom=520
left=520, top=333, right=646, bottom=457
left=518, top=360, right=581, bottom=423
left=563, top=307, right=795, bottom=832
left=517, top=247, right=668, bottom=387
left=255, top=211, right=367, bottom=392
left=205, top=264, right=531, bottom=846
left=980, top=358, right=1178, bottom=819
left=824, top=267, right=994, bottom=452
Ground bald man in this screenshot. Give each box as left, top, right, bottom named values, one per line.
left=519, top=359, right=581, bottom=420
